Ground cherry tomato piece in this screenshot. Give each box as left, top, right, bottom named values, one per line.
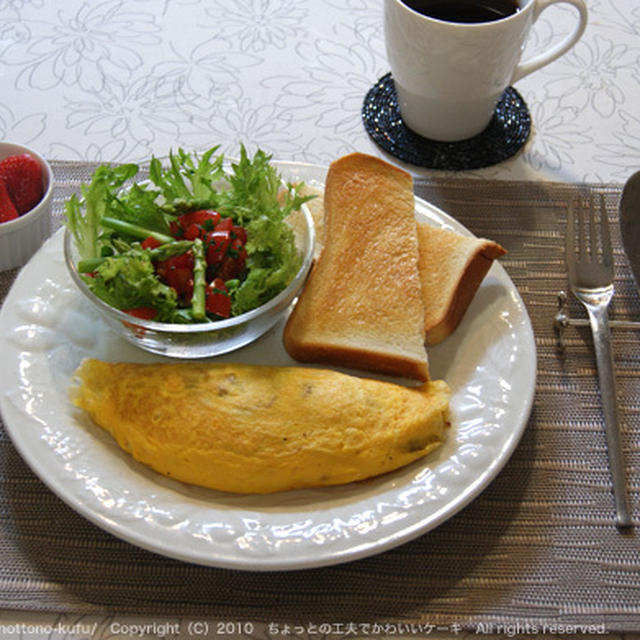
left=181, top=209, right=221, bottom=228
left=157, top=252, right=194, bottom=275
left=156, top=252, right=195, bottom=299
left=164, top=267, right=194, bottom=299
left=215, top=237, right=246, bottom=280
left=169, top=220, right=182, bottom=238
left=141, top=236, right=162, bottom=250
left=231, top=225, right=248, bottom=244
left=205, top=278, right=231, bottom=318
left=123, top=307, right=157, bottom=320
left=228, top=237, right=246, bottom=260
left=214, top=217, right=234, bottom=232
left=205, top=230, right=231, bottom=265
left=217, top=257, right=241, bottom=281
left=183, top=223, right=203, bottom=241
left=169, top=210, right=221, bottom=240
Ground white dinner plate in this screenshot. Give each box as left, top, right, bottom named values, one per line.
left=0, top=161, right=536, bottom=571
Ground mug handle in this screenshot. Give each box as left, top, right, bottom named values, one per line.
left=511, top=0, right=588, bottom=83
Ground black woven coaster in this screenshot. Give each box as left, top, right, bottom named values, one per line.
left=362, top=73, right=531, bottom=171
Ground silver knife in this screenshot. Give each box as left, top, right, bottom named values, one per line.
left=619, top=171, right=640, bottom=291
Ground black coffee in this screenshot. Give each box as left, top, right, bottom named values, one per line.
left=402, top=0, right=521, bottom=23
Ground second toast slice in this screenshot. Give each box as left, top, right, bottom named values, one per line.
left=416, top=223, right=506, bottom=345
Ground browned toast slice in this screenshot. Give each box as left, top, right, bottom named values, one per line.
left=283, top=153, right=429, bottom=381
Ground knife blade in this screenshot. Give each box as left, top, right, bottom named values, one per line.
left=619, top=170, right=640, bottom=292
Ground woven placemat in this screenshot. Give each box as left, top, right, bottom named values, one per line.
left=0, top=162, right=639, bottom=632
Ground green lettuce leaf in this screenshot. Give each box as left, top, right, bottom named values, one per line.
left=65, top=163, right=138, bottom=260
left=222, top=146, right=310, bottom=314
left=149, top=146, right=225, bottom=215
left=86, top=250, right=182, bottom=322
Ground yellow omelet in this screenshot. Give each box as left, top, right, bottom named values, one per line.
left=71, top=359, right=451, bottom=494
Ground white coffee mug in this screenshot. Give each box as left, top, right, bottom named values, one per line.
left=384, top=0, right=588, bottom=141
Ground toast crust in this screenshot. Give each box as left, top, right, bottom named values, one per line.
left=416, top=223, right=506, bottom=344
left=283, top=153, right=429, bottom=381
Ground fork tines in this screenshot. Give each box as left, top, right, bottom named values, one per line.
left=566, top=195, right=614, bottom=290
left=568, top=195, right=612, bottom=262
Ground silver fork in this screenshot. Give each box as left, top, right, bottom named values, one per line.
left=566, top=195, right=632, bottom=529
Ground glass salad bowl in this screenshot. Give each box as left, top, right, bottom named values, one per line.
left=63, top=203, right=315, bottom=359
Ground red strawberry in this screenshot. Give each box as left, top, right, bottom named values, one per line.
left=0, top=153, right=44, bottom=215
left=0, top=180, right=18, bottom=223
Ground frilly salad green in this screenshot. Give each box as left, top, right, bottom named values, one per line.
left=65, top=146, right=314, bottom=323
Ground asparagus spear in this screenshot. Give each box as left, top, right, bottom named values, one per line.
left=100, top=216, right=174, bottom=244
left=191, top=237, right=207, bottom=321
left=77, top=240, right=194, bottom=273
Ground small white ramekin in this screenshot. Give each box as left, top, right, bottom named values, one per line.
left=0, top=141, right=53, bottom=271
